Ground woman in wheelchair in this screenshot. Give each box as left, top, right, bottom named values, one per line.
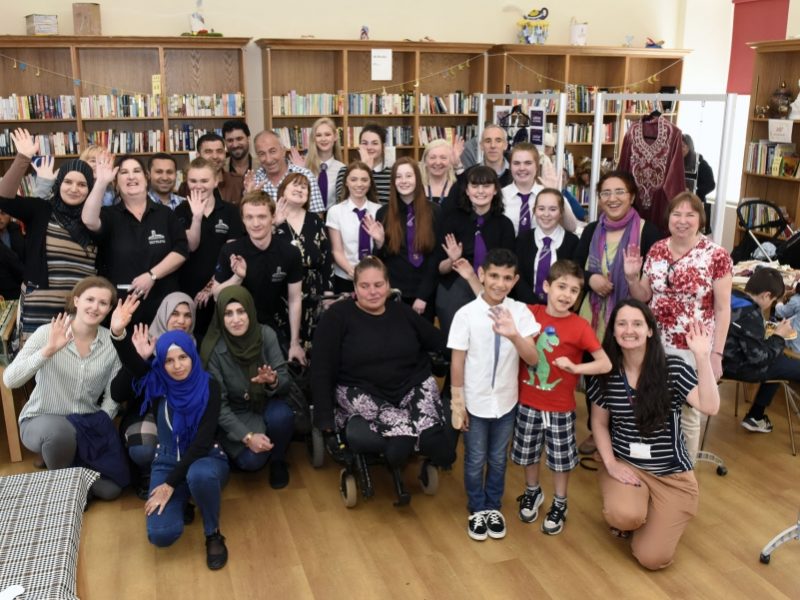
left=311, top=256, right=455, bottom=505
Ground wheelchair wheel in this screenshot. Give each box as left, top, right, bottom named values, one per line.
left=419, top=460, right=439, bottom=495
left=309, top=428, right=325, bottom=468
left=340, top=469, right=357, bottom=508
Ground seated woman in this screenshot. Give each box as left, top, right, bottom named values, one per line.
left=132, top=329, right=229, bottom=570
left=587, top=299, right=719, bottom=570
left=311, top=256, right=455, bottom=502
left=110, top=292, right=197, bottom=497
left=3, top=276, right=127, bottom=500
left=201, top=286, right=295, bottom=489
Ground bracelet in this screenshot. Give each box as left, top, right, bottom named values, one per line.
left=148, top=269, right=157, bottom=282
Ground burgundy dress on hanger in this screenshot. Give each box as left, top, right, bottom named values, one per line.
left=618, top=117, right=685, bottom=235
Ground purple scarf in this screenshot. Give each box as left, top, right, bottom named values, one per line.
left=587, top=209, right=641, bottom=329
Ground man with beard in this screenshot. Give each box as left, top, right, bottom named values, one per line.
left=147, top=153, right=185, bottom=210
left=222, top=120, right=254, bottom=178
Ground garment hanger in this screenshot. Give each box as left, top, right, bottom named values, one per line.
left=641, top=109, right=661, bottom=140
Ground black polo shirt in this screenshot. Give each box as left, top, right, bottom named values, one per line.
left=175, top=195, right=244, bottom=296
left=214, top=234, right=302, bottom=337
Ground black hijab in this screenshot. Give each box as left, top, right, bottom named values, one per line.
left=51, top=158, right=95, bottom=248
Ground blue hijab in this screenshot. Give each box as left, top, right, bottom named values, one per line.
left=135, top=330, right=210, bottom=455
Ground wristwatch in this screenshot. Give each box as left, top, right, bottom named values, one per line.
left=148, top=270, right=157, bottom=282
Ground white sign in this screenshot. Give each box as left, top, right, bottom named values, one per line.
left=768, top=118, right=794, bottom=143
left=371, top=49, right=392, bottom=81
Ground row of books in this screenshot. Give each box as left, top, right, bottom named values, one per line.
left=566, top=85, right=621, bottom=114
left=272, top=126, right=342, bottom=149
left=0, top=129, right=79, bottom=156
left=0, top=94, right=77, bottom=120
left=347, top=93, right=416, bottom=116
left=418, top=93, right=480, bottom=115
left=417, top=125, right=478, bottom=146
left=166, top=93, right=244, bottom=117
left=565, top=183, right=592, bottom=206
left=271, top=124, right=479, bottom=149
left=168, top=125, right=223, bottom=152
left=744, top=140, right=799, bottom=177
left=86, top=129, right=164, bottom=154
left=738, top=197, right=794, bottom=235
left=561, top=122, right=615, bottom=144
left=271, top=92, right=344, bottom=116
left=80, top=94, right=161, bottom=118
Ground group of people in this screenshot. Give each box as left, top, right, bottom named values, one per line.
left=1, top=116, right=793, bottom=574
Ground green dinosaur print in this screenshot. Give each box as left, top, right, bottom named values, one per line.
left=525, top=325, right=562, bottom=391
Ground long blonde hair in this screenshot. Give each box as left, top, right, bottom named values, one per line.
left=305, top=117, right=343, bottom=176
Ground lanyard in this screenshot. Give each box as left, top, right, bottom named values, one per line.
left=619, top=368, right=635, bottom=405
left=427, top=183, right=448, bottom=205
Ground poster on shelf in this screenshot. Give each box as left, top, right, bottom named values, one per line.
left=768, top=119, right=793, bottom=143
left=371, top=49, right=392, bottom=81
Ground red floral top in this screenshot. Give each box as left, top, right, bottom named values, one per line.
left=644, top=237, right=732, bottom=349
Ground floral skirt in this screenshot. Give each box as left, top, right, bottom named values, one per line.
left=334, top=376, right=444, bottom=441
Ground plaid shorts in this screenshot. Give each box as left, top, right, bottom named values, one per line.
left=511, top=405, right=579, bottom=472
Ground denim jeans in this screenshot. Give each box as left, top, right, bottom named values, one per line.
left=233, top=399, right=295, bottom=471
left=462, top=407, right=516, bottom=514
left=751, top=354, right=800, bottom=416
left=147, top=444, right=230, bottom=543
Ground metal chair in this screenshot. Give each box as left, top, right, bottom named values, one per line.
left=760, top=509, right=800, bottom=564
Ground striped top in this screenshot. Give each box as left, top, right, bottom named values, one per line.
left=4, top=322, right=121, bottom=423
left=44, top=220, right=97, bottom=290
left=587, top=356, right=697, bottom=475
left=335, top=166, right=392, bottom=204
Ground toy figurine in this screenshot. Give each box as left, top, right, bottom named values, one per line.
left=645, top=37, right=664, bottom=48
left=360, top=26, right=369, bottom=40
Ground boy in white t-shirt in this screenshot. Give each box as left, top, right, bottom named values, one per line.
left=448, top=248, right=540, bottom=541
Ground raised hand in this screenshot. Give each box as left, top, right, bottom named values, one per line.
left=357, top=146, right=374, bottom=169
left=230, top=254, right=247, bottom=279
left=131, top=323, right=156, bottom=360
left=622, top=245, right=643, bottom=282
left=243, top=169, right=258, bottom=193
left=31, top=155, right=58, bottom=181
left=10, top=128, right=39, bottom=158
left=273, top=197, right=288, bottom=227
left=442, top=233, right=463, bottom=263
left=194, top=279, right=214, bottom=308
left=361, top=214, right=385, bottom=246
left=288, top=147, right=306, bottom=168
left=451, top=135, right=465, bottom=167
left=43, top=313, right=73, bottom=357
left=488, top=305, right=519, bottom=339
left=110, top=294, right=141, bottom=336
left=187, top=187, right=206, bottom=217
left=685, top=320, right=712, bottom=358
left=539, top=157, right=559, bottom=188
left=94, top=151, right=118, bottom=185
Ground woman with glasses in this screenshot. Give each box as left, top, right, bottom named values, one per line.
left=623, top=191, right=732, bottom=460
left=573, top=171, right=662, bottom=454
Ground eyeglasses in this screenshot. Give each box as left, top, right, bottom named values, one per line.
left=666, top=263, right=676, bottom=288
left=599, top=189, right=630, bottom=200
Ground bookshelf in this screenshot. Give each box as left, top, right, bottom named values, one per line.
left=0, top=35, right=249, bottom=177
left=737, top=39, right=800, bottom=243
left=257, top=39, right=491, bottom=160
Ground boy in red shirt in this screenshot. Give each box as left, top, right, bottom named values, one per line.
left=512, top=259, right=611, bottom=535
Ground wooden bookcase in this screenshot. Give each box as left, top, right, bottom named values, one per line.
left=0, top=35, right=249, bottom=177
left=256, top=38, right=492, bottom=160
left=738, top=39, right=800, bottom=242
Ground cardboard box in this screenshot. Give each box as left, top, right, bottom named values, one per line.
left=73, top=3, right=101, bottom=36
left=25, top=14, right=58, bottom=36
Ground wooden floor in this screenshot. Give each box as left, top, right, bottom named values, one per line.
left=1, top=383, right=799, bottom=599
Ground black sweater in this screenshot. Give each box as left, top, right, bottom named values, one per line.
left=311, top=299, right=445, bottom=431
left=512, top=229, right=580, bottom=304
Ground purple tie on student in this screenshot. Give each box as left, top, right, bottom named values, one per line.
left=318, top=163, right=328, bottom=208
left=473, top=215, right=487, bottom=272
left=518, top=192, right=532, bottom=234
left=534, top=236, right=552, bottom=297
left=353, top=207, right=371, bottom=259
left=406, top=204, right=423, bottom=268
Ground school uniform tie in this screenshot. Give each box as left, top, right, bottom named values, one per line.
left=353, top=208, right=371, bottom=259
left=518, top=192, right=532, bottom=234
left=535, top=236, right=552, bottom=297
left=318, top=163, right=328, bottom=207
left=473, top=215, right=487, bottom=272
left=406, top=204, right=423, bottom=267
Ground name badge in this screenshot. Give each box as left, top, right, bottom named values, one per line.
left=629, top=442, right=652, bottom=459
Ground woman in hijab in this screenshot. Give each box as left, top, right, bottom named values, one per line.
left=131, top=329, right=229, bottom=570
left=201, top=286, right=295, bottom=489
left=0, top=128, right=97, bottom=345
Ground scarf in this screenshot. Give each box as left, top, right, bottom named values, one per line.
left=200, top=286, right=266, bottom=409
left=50, top=159, right=95, bottom=249
left=149, top=292, right=197, bottom=339
left=134, top=331, right=209, bottom=456
left=587, top=209, right=641, bottom=329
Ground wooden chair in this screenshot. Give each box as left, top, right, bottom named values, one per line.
left=0, top=299, right=21, bottom=462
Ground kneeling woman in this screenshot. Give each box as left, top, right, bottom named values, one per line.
left=587, top=299, right=719, bottom=570
left=202, top=286, right=295, bottom=489
left=133, top=330, right=229, bottom=570
left=311, top=256, right=455, bottom=500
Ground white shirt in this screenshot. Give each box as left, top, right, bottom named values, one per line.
left=447, top=295, right=540, bottom=418
left=502, top=182, right=544, bottom=236
left=320, top=157, right=345, bottom=208
left=325, top=198, right=381, bottom=279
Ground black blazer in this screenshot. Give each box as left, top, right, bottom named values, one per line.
left=512, top=229, right=580, bottom=304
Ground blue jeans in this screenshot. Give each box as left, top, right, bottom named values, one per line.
left=233, top=399, right=295, bottom=471
left=462, top=407, right=516, bottom=514
left=147, top=444, right=230, bottom=544
left=750, top=354, right=800, bottom=417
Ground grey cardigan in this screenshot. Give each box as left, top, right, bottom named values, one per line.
left=206, top=324, right=291, bottom=457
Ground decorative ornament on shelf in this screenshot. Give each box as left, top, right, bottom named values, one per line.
left=623, top=35, right=634, bottom=48
left=754, top=105, right=769, bottom=118
left=360, top=26, right=369, bottom=40
left=645, top=37, right=664, bottom=48
left=517, top=7, right=549, bottom=45
left=788, top=79, right=800, bottom=120
left=769, top=80, right=793, bottom=118
left=569, top=17, right=588, bottom=46
left=183, top=0, right=222, bottom=36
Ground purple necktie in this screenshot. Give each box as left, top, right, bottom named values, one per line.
left=354, top=208, right=371, bottom=259
left=473, top=215, right=487, bottom=272
left=318, top=163, right=328, bottom=208
left=534, top=236, right=552, bottom=298
left=518, top=192, right=532, bottom=234
left=406, top=204, right=423, bottom=268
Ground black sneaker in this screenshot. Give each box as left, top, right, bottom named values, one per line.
left=484, top=510, right=507, bottom=539
left=468, top=511, right=488, bottom=541
left=517, top=488, right=544, bottom=523
left=541, top=501, right=568, bottom=535
left=269, top=460, right=290, bottom=489
left=205, top=531, right=228, bottom=570
left=741, top=415, right=773, bottom=433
